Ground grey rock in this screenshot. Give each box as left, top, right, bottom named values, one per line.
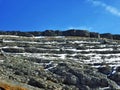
left=109, top=72, right=120, bottom=85
left=64, top=73, right=78, bottom=85
left=28, top=78, right=46, bottom=88
left=90, top=32, right=100, bottom=38
left=97, top=66, right=112, bottom=75
left=100, top=33, right=113, bottom=39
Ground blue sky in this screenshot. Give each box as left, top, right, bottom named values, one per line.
left=0, top=0, right=120, bottom=34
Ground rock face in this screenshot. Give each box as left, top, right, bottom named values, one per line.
left=90, top=32, right=100, bottom=38
left=62, top=29, right=90, bottom=37
left=97, top=66, right=112, bottom=75
left=0, top=30, right=120, bottom=40
left=100, top=33, right=113, bottom=39
left=49, top=63, right=119, bottom=90
left=109, top=72, right=120, bottom=86
left=29, top=31, right=41, bottom=36
left=28, top=78, right=46, bottom=88
left=42, top=30, right=57, bottom=36
left=76, top=30, right=90, bottom=37
left=62, top=30, right=77, bottom=36
left=55, top=30, right=63, bottom=36
left=113, top=34, right=120, bottom=40
left=0, top=35, right=120, bottom=90
left=2, top=48, right=24, bottom=53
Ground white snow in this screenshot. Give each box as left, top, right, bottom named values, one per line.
left=0, top=60, right=4, bottom=63
left=0, top=35, right=19, bottom=37
left=71, top=41, right=100, bottom=44
left=34, top=36, right=45, bottom=38
left=2, top=36, right=120, bottom=69
left=59, top=54, right=66, bottom=59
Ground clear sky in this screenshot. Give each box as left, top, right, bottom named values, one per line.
left=0, top=0, right=120, bottom=34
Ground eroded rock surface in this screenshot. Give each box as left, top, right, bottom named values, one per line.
left=0, top=35, right=120, bottom=90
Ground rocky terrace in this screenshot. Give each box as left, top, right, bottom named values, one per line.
left=0, top=35, right=120, bottom=90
